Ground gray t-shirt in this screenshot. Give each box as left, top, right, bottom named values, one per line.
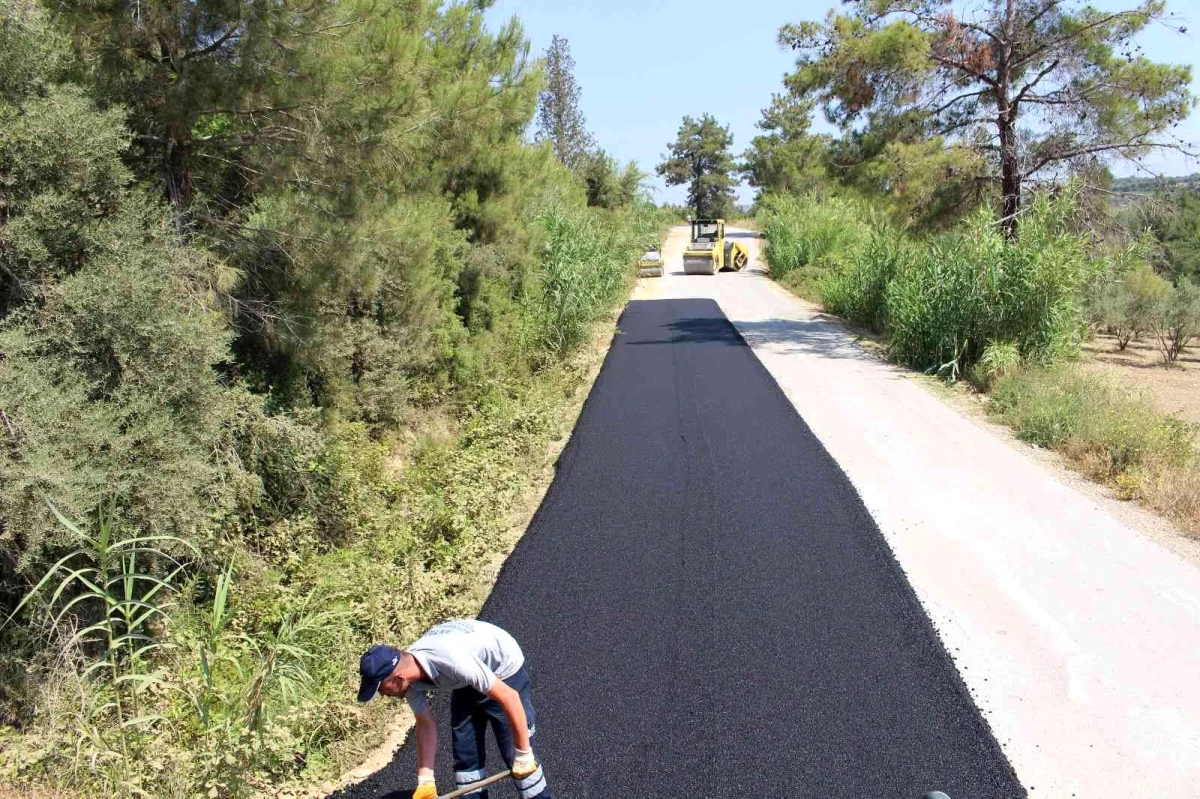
left=404, top=619, right=525, bottom=715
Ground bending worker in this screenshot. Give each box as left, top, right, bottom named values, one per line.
left=357, top=619, right=550, bottom=799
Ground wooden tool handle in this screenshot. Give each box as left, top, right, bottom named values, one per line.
left=435, top=769, right=512, bottom=799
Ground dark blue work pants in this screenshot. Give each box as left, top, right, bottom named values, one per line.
left=450, top=665, right=550, bottom=798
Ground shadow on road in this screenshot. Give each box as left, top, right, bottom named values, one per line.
left=623, top=300, right=877, bottom=364
left=626, top=316, right=744, bottom=347
left=724, top=230, right=761, bottom=240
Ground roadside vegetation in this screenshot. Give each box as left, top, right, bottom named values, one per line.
left=751, top=1, right=1200, bottom=534
left=0, top=2, right=671, bottom=796
left=761, top=186, right=1200, bottom=534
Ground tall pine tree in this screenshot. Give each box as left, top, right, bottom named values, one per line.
left=535, top=35, right=595, bottom=171
left=657, top=114, right=738, bottom=218
left=779, top=0, right=1194, bottom=236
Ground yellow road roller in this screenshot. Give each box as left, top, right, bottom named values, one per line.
left=682, top=218, right=749, bottom=275
left=637, top=240, right=665, bottom=277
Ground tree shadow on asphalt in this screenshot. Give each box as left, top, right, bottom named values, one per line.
left=625, top=316, right=743, bottom=347
left=625, top=313, right=878, bottom=363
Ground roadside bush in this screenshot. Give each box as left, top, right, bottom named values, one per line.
left=0, top=3, right=249, bottom=570
left=991, top=367, right=1194, bottom=477
left=886, top=193, right=1097, bottom=377
left=821, top=226, right=912, bottom=332
left=1153, top=278, right=1200, bottom=363
left=0, top=319, right=626, bottom=797
left=758, top=193, right=874, bottom=299
left=0, top=0, right=676, bottom=794
left=969, top=341, right=1022, bottom=391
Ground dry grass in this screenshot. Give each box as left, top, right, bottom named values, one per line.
left=1139, top=462, right=1200, bottom=534
left=991, top=365, right=1200, bottom=537
left=1072, top=333, right=1200, bottom=533
left=1081, top=332, right=1200, bottom=425
left=382, top=406, right=459, bottom=478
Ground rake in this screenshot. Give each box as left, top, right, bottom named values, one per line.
left=434, top=772, right=951, bottom=799
left=436, top=769, right=512, bottom=798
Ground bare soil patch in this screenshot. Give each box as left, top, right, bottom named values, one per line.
left=1081, top=333, right=1200, bottom=425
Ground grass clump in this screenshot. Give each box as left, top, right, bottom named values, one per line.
left=969, top=341, right=1022, bottom=391
left=821, top=226, right=912, bottom=333
left=758, top=193, right=874, bottom=301
left=990, top=366, right=1200, bottom=531
left=887, top=193, right=1097, bottom=378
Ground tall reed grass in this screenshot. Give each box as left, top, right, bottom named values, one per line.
left=887, top=195, right=1097, bottom=376
left=530, top=202, right=663, bottom=359
left=758, top=194, right=875, bottom=300
left=761, top=190, right=1099, bottom=377
left=822, top=227, right=913, bottom=333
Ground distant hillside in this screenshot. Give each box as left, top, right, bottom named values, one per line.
left=1111, top=173, right=1200, bottom=194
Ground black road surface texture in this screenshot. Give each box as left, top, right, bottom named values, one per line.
left=331, top=299, right=1025, bottom=799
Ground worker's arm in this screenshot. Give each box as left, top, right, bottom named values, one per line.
left=485, top=678, right=531, bottom=751
left=414, top=709, right=438, bottom=797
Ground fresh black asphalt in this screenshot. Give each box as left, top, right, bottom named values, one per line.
left=331, top=298, right=1025, bottom=799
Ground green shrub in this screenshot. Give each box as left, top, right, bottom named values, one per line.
left=886, top=193, right=1097, bottom=377
left=821, top=226, right=912, bottom=332
left=0, top=3, right=250, bottom=570
left=991, top=367, right=1089, bottom=447
left=991, top=367, right=1194, bottom=475
left=0, top=0, right=675, bottom=794
left=1153, top=277, right=1200, bottom=363
left=970, top=341, right=1022, bottom=391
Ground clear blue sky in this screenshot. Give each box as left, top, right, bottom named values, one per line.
left=484, top=0, right=1200, bottom=206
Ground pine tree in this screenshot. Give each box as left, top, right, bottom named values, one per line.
left=741, top=93, right=829, bottom=195
left=0, top=0, right=246, bottom=562
left=657, top=114, right=738, bottom=218
left=779, top=0, right=1194, bottom=236
left=535, top=35, right=595, bottom=171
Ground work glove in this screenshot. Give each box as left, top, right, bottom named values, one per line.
left=512, top=746, right=539, bottom=779
left=413, top=773, right=437, bottom=799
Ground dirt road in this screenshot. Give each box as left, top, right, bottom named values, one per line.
left=635, top=225, right=1200, bottom=797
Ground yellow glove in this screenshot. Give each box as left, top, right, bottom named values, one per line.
left=413, top=775, right=437, bottom=799
left=512, top=746, right=538, bottom=779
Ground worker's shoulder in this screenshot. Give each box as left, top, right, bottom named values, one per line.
left=414, top=619, right=509, bottom=648
left=423, top=619, right=478, bottom=637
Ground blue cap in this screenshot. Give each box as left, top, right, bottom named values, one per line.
left=358, top=644, right=401, bottom=702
